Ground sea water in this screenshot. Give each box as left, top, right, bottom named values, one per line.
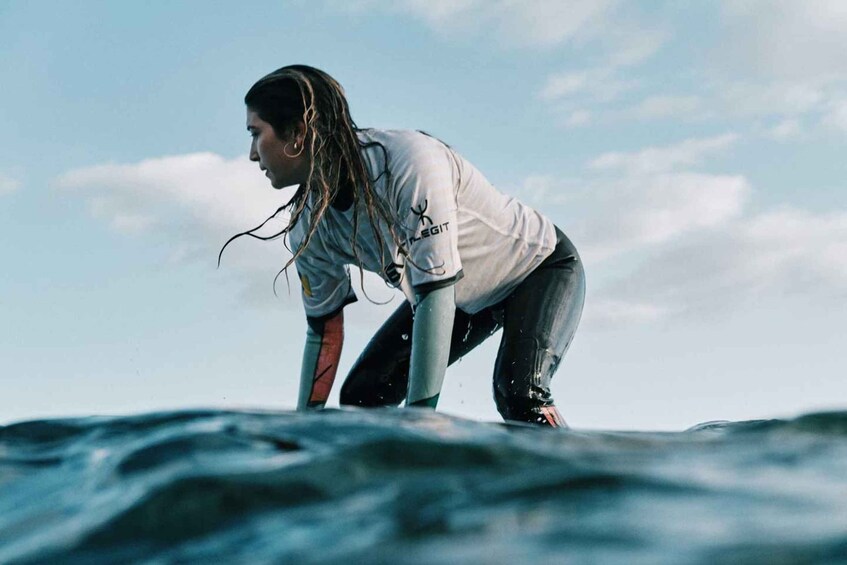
left=2, top=408, right=847, bottom=564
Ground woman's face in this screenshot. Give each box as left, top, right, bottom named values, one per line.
left=246, top=109, right=309, bottom=189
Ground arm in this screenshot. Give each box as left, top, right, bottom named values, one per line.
left=406, top=284, right=456, bottom=408
left=298, top=309, right=345, bottom=410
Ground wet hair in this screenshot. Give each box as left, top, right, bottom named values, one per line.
left=218, top=65, right=405, bottom=295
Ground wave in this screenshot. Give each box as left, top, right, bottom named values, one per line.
left=2, top=408, right=847, bottom=564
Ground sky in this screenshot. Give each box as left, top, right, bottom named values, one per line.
left=1, top=0, right=845, bottom=430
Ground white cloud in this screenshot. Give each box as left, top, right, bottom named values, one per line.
left=823, top=100, right=847, bottom=132
left=527, top=3, right=847, bottom=132
left=719, top=0, right=847, bottom=81
left=563, top=110, right=592, bottom=128
left=575, top=172, right=750, bottom=262
left=539, top=68, right=638, bottom=104
left=766, top=119, right=803, bottom=141
left=588, top=134, right=739, bottom=175
left=525, top=126, right=847, bottom=328
left=717, top=81, right=827, bottom=118
left=57, top=152, right=291, bottom=236
left=0, top=173, right=21, bottom=195
left=539, top=71, right=591, bottom=100
left=603, top=27, right=666, bottom=67
left=396, top=0, right=621, bottom=49
left=628, top=95, right=703, bottom=120
left=530, top=157, right=846, bottom=329
left=56, top=153, right=297, bottom=280
left=396, top=0, right=481, bottom=25
left=348, top=0, right=667, bottom=68
left=581, top=298, right=673, bottom=329
left=514, top=174, right=579, bottom=206
left=741, top=208, right=847, bottom=287
left=706, top=2, right=847, bottom=133
left=55, top=153, right=409, bottom=310
left=595, top=207, right=847, bottom=321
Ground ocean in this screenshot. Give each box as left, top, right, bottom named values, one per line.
left=1, top=408, right=846, bottom=564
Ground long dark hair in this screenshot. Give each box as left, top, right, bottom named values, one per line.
left=219, top=65, right=405, bottom=294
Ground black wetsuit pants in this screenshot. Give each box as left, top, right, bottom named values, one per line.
left=339, top=227, right=585, bottom=426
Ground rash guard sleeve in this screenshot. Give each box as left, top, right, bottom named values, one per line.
left=298, top=309, right=345, bottom=410
left=295, top=249, right=358, bottom=319
left=391, top=137, right=464, bottom=293
left=406, top=285, right=456, bottom=408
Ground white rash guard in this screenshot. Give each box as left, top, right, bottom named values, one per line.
left=291, top=129, right=557, bottom=318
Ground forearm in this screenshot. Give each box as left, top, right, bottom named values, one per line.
left=407, top=285, right=456, bottom=408
left=298, top=310, right=344, bottom=410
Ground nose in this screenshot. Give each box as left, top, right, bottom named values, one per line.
left=249, top=139, right=259, bottom=162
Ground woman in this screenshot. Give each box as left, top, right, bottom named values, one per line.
left=229, top=64, right=585, bottom=427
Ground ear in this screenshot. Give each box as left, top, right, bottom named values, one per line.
left=293, top=120, right=307, bottom=145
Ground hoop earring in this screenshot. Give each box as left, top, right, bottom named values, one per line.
left=284, top=141, right=304, bottom=159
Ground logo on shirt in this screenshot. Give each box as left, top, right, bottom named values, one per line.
left=407, top=222, right=450, bottom=247
left=383, top=262, right=402, bottom=285
left=407, top=199, right=450, bottom=247
left=410, top=200, right=433, bottom=226
left=300, top=273, right=313, bottom=297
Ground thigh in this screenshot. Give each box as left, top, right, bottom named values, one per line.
left=494, top=229, right=586, bottom=411
left=340, top=301, right=414, bottom=407
left=340, top=299, right=503, bottom=407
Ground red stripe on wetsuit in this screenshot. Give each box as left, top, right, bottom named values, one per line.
left=308, top=311, right=344, bottom=406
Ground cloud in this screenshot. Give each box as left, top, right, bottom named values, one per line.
left=539, top=71, right=592, bottom=100
left=564, top=110, right=592, bottom=127
left=581, top=298, right=673, bottom=329
left=719, top=0, right=847, bottom=81
left=56, top=153, right=297, bottom=281
left=526, top=129, right=846, bottom=328
left=766, top=118, right=803, bottom=141
left=627, top=95, right=704, bottom=120
left=588, top=134, right=739, bottom=175
left=0, top=173, right=21, bottom=195
left=55, top=152, right=408, bottom=311
left=593, top=207, right=847, bottom=324
left=823, top=99, right=847, bottom=132
left=528, top=3, right=847, bottom=133
left=539, top=68, right=639, bottom=104
left=395, top=0, right=621, bottom=49
left=514, top=174, right=580, bottom=207
left=347, top=0, right=667, bottom=66
left=716, top=81, right=828, bottom=118
left=574, top=172, right=750, bottom=263
left=57, top=152, right=289, bottom=234
left=703, top=2, right=847, bottom=132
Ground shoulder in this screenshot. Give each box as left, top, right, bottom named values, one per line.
left=288, top=209, right=308, bottom=248
left=358, top=129, right=453, bottom=169
left=288, top=206, right=323, bottom=260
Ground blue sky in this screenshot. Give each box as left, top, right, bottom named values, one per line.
left=2, top=1, right=845, bottom=430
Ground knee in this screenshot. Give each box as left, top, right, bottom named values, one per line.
left=493, top=343, right=564, bottom=427
left=494, top=384, right=536, bottom=422
left=339, top=366, right=407, bottom=407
